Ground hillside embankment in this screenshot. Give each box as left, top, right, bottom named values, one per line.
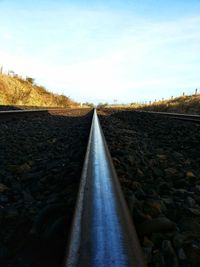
left=137, top=94, right=200, bottom=115
left=0, top=73, right=79, bottom=108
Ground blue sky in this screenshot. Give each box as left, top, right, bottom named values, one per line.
left=0, top=0, right=200, bottom=104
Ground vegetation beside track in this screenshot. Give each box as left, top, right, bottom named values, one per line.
left=137, top=93, right=200, bottom=115
left=100, top=92, right=200, bottom=115
left=0, top=73, right=79, bottom=107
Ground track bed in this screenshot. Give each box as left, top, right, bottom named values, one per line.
left=0, top=109, right=93, bottom=267
left=98, top=108, right=200, bottom=267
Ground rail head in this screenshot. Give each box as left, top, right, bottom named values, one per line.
left=64, top=109, right=146, bottom=267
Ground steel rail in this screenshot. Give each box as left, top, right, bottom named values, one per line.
left=137, top=110, right=200, bottom=123
left=64, top=109, right=146, bottom=267
left=0, top=108, right=91, bottom=116
left=0, top=109, right=74, bottom=118
left=0, top=109, right=49, bottom=115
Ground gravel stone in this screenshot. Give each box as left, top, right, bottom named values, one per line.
left=0, top=108, right=92, bottom=267
left=98, top=108, right=200, bottom=266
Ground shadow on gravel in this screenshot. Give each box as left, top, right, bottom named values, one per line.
left=0, top=109, right=93, bottom=267
left=98, top=108, right=200, bottom=267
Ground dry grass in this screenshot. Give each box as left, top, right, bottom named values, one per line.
left=136, top=94, right=200, bottom=114
left=103, top=94, right=200, bottom=115
left=0, top=74, right=79, bottom=107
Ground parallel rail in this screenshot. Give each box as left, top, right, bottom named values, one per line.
left=64, top=109, right=145, bottom=267
left=0, top=109, right=49, bottom=118
left=0, top=108, right=89, bottom=118
left=2, top=108, right=199, bottom=123
left=137, top=110, right=200, bottom=123
left=0, top=109, right=47, bottom=114
left=0, top=108, right=91, bottom=115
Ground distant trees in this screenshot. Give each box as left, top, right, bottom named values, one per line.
left=82, top=102, right=94, bottom=108
left=97, top=102, right=108, bottom=108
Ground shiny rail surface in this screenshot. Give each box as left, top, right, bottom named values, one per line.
left=0, top=109, right=48, bottom=113
left=64, top=109, right=146, bottom=267
left=137, top=110, right=200, bottom=123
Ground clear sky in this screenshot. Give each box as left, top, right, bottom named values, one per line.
left=0, top=0, right=200, bottom=104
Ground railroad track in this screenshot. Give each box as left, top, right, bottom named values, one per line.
left=1, top=108, right=146, bottom=266
left=64, top=109, right=145, bottom=267
left=0, top=108, right=90, bottom=119
left=137, top=110, right=200, bottom=123
left=0, top=108, right=48, bottom=116
left=2, top=107, right=199, bottom=266
left=0, top=109, right=47, bottom=113
left=2, top=108, right=199, bottom=123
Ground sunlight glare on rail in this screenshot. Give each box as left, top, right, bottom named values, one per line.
left=65, top=109, right=145, bottom=267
